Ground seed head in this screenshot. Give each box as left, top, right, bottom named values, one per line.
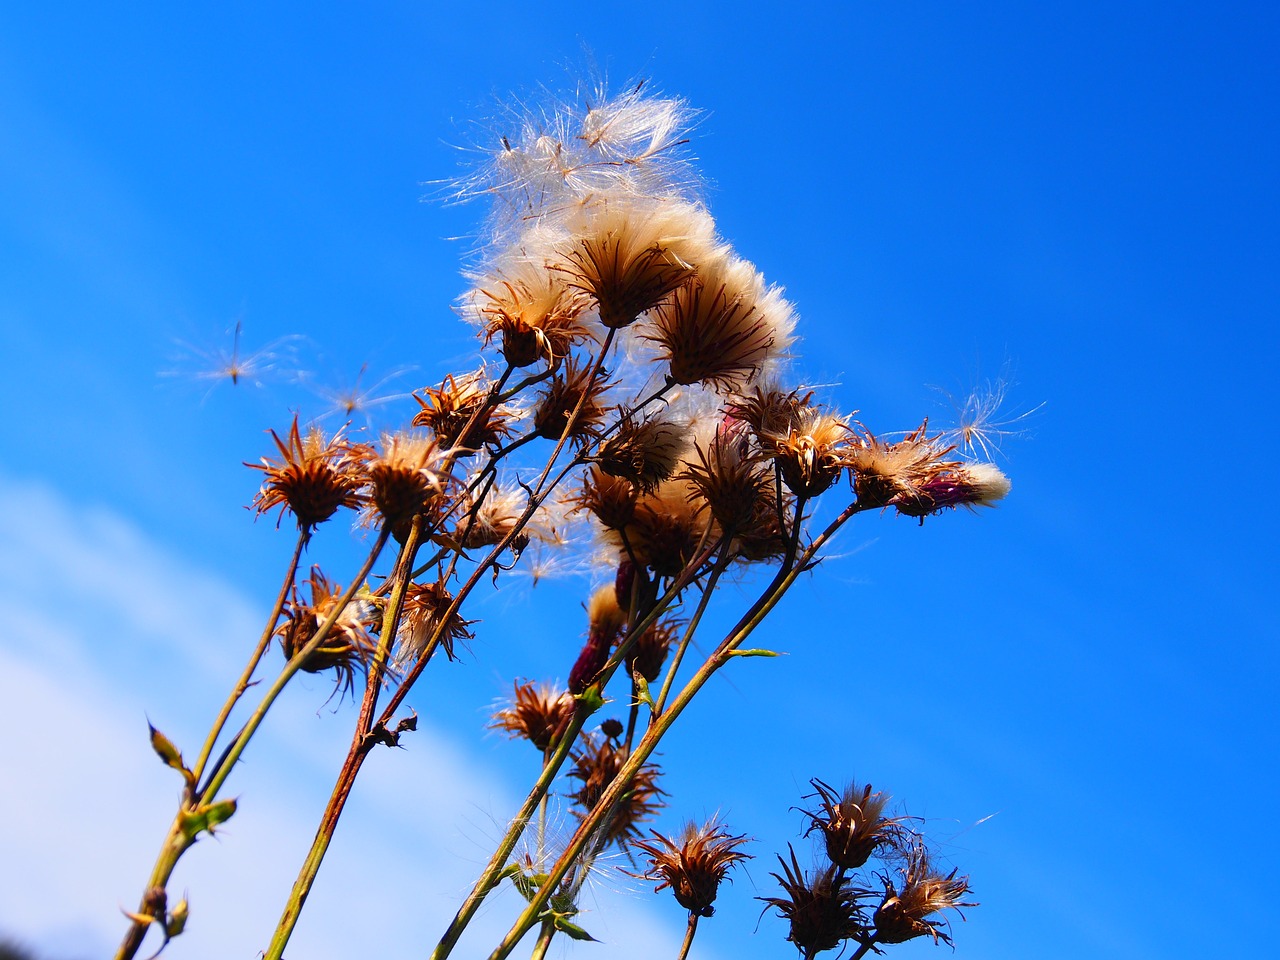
left=248, top=417, right=365, bottom=533
left=760, top=845, right=871, bottom=959
left=679, top=421, right=772, bottom=533
left=597, top=416, right=687, bottom=493
left=490, top=680, right=574, bottom=753
left=574, top=465, right=639, bottom=530
left=412, top=370, right=514, bottom=453
left=631, top=818, right=752, bottom=917
left=276, top=567, right=377, bottom=698
left=455, top=482, right=528, bottom=550
left=395, top=580, right=474, bottom=666
left=360, top=432, right=451, bottom=538
left=471, top=260, right=592, bottom=367
left=647, top=255, right=795, bottom=393
left=566, top=733, right=665, bottom=850
left=532, top=356, right=613, bottom=444
left=801, top=780, right=902, bottom=870
left=557, top=197, right=717, bottom=329
left=873, top=844, right=975, bottom=947
left=608, top=480, right=714, bottom=577
left=764, top=407, right=852, bottom=499
left=620, top=617, right=678, bottom=682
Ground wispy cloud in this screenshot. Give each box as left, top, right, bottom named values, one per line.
left=0, top=474, right=695, bottom=958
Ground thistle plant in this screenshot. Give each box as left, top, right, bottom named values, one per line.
left=115, top=79, right=1010, bottom=960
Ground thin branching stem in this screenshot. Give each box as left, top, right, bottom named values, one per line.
left=652, top=539, right=733, bottom=719
left=677, top=913, right=698, bottom=960
left=191, top=527, right=306, bottom=789
left=263, top=516, right=424, bottom=960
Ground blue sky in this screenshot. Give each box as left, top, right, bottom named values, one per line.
left=1, top=3, right=1277, bottom=959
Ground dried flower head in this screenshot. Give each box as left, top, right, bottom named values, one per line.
left=471, top=261, right=592, bottom=367
left=568, top=585, right=628, bottom=696
left=896, top=461, right=1013, bottom=517
left=609, top=480, right=714, bottom=578
left=557, top=198, right=717, bottom=329
left=801, top=780, right=902, bottom=870
left=574, top=465, right=639, bottom=530
left=276, top=568, right=377, bottom=697
left=412, top=370, right=514, bottom=453
left=620, top=617, right=678, bottom=682
left=566, top=733, right=665, bottom=849
left=455, top=482, right=528, bottom=550
left=680, top=421, right=772, bottom=533
left=490, top=680, right=573, bottom=753
left=760, top=846, right=870, bottom=959
left=631, top=818, right=752, bottom=917
left=361, top=432, right=450, bottom=536
left=647, top=255, right=795, bottom=392
left=730, top=386, right=812, bottom=439
left=764, top=407, right=852, bottom=500
left=597, top=416, right=687, bottom=493
left=532, top=356, right=613, bottom=444
left=873, top=845, right=975, bottom=947
left=248, top=416, right=365, bottom=533
left=730, top=483, right=792, bottom=563
left=395, top=580, right=474, bottom=666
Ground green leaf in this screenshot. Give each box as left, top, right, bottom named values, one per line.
left=552, top=917, right=598, bottom=942
left=148, top=723, right=195, bottom=786
left=632, top=672, right=653, bottom=709
left=501, top=864, right=549, bottom=903
left=178, top=798, right=238, bottom=841
left=165, top=897, right=189, bottom=938
left=726, top=648, right=780, bottom=658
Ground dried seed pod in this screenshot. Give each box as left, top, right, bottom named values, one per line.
left=597, top=416, right=686, bottom=493
left=276, top=568, right=377, bottom=698
left=412, top=370, right=514, bottom=453
left=631, top=819, right=752, bottom=917
left=801, top=780, right=903, bottom=870
left=873, top=844, right=975, bottom=947
left=248, top=417, right=365, bottom=533
left=759, top=845, right=871, bottom=957
left=532, top=356, right=612, bottom=444
left=472, top=262, right=592, bottom=367
left=490, top=680, right=574, bottom=752
left=566, top=733, right=664, bottom=849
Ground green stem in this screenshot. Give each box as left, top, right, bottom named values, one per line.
left=484, top=502, right=865, bottom=960
left=191, top=528, right=306, bottom=789
left=528, top=919, right=555, bottom=960
left=651, top=541, right=733, bottom=718
left=264, top=517, right=425, bottom=960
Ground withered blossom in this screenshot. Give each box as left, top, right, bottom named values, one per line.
left=276, top=568, right=377, bottom=697
left=490, top=680, right=573, bottom=753
left=574, top=466, right=639, bottom=531
left=557, top=198, right=717, bottom=329
left=608, top=480, right=714, bottom=578
left=764, top=407, right=852, bottom=499
left=631, top=819, right=752, bottom=917
left=566, top=733, right=665, bottom=849
left=619, top=617, right=678, bottom=683
left=248, top=416, right=365, bottom=533
left=680, top=422, right=772, bottom=533
left=532, top=356, right=613, bottom=444
left=873, top=845, right=975, bottom=947
left=395, top=580, right=474, bottom=665
left=472, top=261, right=592, bottom=367
left=760, top=846, right=870, bottom=959
left=597, top=416, right=687, bottom=493
left=411, top=370, right=514, bottom=453
left=568, top=585, right=628, bottom=695
left=647, top=255, right=794, bottom=392
left=360, top=432, right=451, bottom=538
left=801, top=780, right=903, bottom=871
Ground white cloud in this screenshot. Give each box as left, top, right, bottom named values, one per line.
left=0, top=475, right=698, bottom=959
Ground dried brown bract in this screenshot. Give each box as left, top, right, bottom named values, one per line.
left=680, top=422, right=772, bottom=533
left=248, top=417, right=365, bottom=533
left=412, top=371, right=514, bottom=453
left=532, top=356, right=613, bottom=444
left=631, top=818, right=752, bottom=917
left=276, top=568, right=377, bottom=698
left=490, top=680, right=573, bottom=753
left=844, top=422, right=1010, bottom=518
left=620, top=617, right=678, bottom=682
left=760, top=845, right=870, bottom=959
left=764, top=407, right=852, bottom=499
left=801, top=780, right=902, bottom=871
left=873, top=845, right=975, bottom=946
left=647, top=256, right=794, bottom=392
left=608, top=480, right=714, bottom=578
left=473, top=263, right=592, bottom=367
left=566, top=734, right=665, bottom=850
left=574, top=466, right=639, bottom=530
left=396, top=580, right=474, bottom=665
left=360, top=432, right=451, bottom=538
left=557, top=198, right=716, bottom=329
left=597, top=415, right=686, bottom=493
